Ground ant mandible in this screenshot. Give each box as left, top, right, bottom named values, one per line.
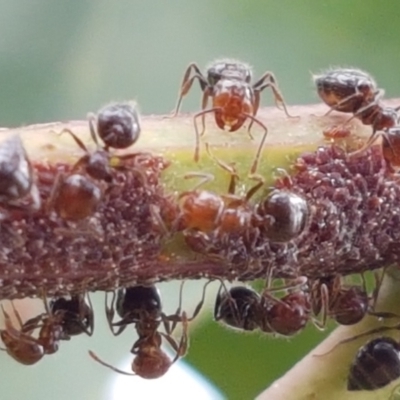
left=0, top=294, right=94, bottom=365
left=89, top=283, right=208, bottom=379
left=171, top=59, right=294, bottom=173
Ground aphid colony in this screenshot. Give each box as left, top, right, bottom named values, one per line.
left=0, top=60, right=399, bottom=394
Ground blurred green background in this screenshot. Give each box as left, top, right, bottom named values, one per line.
left=0, top=1, right=400, bottom=399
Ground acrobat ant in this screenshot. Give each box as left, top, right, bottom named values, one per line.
left=214, top=278, right=311, bottom=337
left=89, top=283, right=208, bottom=379
left=0, top=135, right=40, bottom=209
left=171, top=59, right=294, bottom=173
left=61, top=102, right=142, bottom=183
left=47, top=173, right=102, bottom=221
left=0, top=294, right=94, bottom=365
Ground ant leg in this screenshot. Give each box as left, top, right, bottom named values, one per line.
left=312, top=283, right=329, bottom=331
left=245, top=174, right=265, bottom=202
left=87, top=113, right=101, bottom=148
left=104, top=291, right=125, bottom=336
left=59, top=128, right=89, bottom=154
left=205, top=142, right=238, bottom=195
left=348, top=131, right=381, bottom=158
left=88, top=350, right=135, bottom=376
left=253, top=72, right=296, bottom=118
left=241, top=112, right=268, bottom=174
left=247, top=91, right=260, bottom=137
left=84, top=292, right=95, bottom=337
left=199, top=90, right=211, bottom=137
left=182, top=172, right=214, bottom=191
left=170, top=63, right=208, bottom=117
left=163, top=281, right=186, bottom=335
left=193, top=107, right=220, bottom=162
left=163, top=311, right=189, bottom=363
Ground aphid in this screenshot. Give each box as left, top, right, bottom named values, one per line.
left=48, top=173, right=102, bottom=221
left=61, top=102, right=142, bottom=182
left=0, top=294, right=93, bottom=365
left=371, top=126, right=400, bottom=171
left=172, top=59, right=293, bottom=173
left=255, top=189, right=309, bottom=243
left=348, top=337, right=400, bottom=391
left=90, top=284, right=203, bottom=379
left=0, top=135, right=40, bottom=209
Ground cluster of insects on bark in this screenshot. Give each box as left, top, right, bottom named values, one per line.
left=1, top=59, right=400, bottom=399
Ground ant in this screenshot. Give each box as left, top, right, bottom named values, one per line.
left=171, top=59, right=294, bottom=173
left=0, top=294, right=94, bottom=365
left=214, top=277, right=311, bottom=337
left=0, top=135, right=40, bottom=210
left=89, top=283, right=208, bottom=379
left=347, top=336, right=400, bottom=391
left=178, top=144, right=263, bottom=236
left=314, top=68, right=400, bottom=155
left=60, top=102, right=142, bottom=183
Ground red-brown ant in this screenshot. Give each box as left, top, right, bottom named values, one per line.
left=178, top=144, right=263, bottom=236
left=172, top=59, right=293, bottom=173
left=89, top=283, right=207, bottom=379
left=314, top=68, right=400, bottom=155
left=214, top=278, right=311, bottom=337
left=0, top=294, right=93, bottom=365
left=347, top=337, right=400, bottom=391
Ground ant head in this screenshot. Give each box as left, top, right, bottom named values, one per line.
left=133, top=345, right=172, bottom=379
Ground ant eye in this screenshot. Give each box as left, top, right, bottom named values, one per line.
left=0, top=135, right=34, bottom=201
left=97, top=103, right=141, bottom=149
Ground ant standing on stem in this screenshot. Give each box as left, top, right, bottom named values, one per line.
left=47, top=102, right=144, bottom=221
left=171, top=59, right=294, bottom=174
left=314, top=68, right=400, bottom=160
left=89, top=283, right=208, bottom=379
left=0, top=293, right=94, bottom=365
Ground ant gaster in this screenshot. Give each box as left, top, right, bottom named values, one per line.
left=89, top=283, right=207, bottom=379
left=172, top=59, right=293, bottom=173
left=347, top=337, right=400, bottom=391
left=48, top=173, right=102, bottom=221
left=0, top=294, right=94, bottom=365
left=0, top=135, right=40, bottom=209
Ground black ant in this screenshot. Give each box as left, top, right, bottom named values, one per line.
left=61, top=102, right=142, bottom=183
left=171, top=59, right=294, bottom=173
left=0, top=294, right=93, bottom=365
left=347, top=336, right=400, bottom=391
left=89, top=283, right=208, bottom=379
